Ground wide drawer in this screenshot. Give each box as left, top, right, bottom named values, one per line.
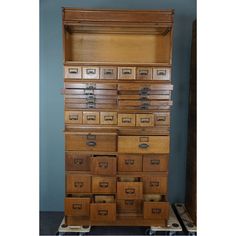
left=117, top=200, right=142, bottom=213
left=92, top=176, right=116, bottom=194
left=117, top=182, right=143, bottom=199
left=64, top=66, right=82, bottom=79
left=118, top=136, right=170, bottom=154
left=65, top=82, right=117, bottom=90
left=66, top=174, right=91, bottom=193
left=65, top=152, right=91, bottom=171
left=65, top=103, right=117, bottom=110
left=143, top=202, right=169, bottom=220
left=90, top=203, right=116, bottom=222
left=118, top=83, right=173, bottom=91
left=118, top=155, right=142, bottom=172
left=143, top=175, right=168, bottom=194
left=143, top=154, right=169, bottom=172
left=118, top=93, right=171, bottom=100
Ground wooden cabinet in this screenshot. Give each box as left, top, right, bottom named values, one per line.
left=63, top=8, right=174, bottom=227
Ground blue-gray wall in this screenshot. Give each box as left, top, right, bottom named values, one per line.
left=40, top=0, right=196, bottom=211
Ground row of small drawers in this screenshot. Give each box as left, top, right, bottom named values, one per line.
left=65, top=111, right=170, bottom=126
left=65, top=66, right=171, bottom=81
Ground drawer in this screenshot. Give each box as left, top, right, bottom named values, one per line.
left=92, top=177, right=116, bottom=194
left=91, top=156, right=117, bottom=176
left=65, top=152, right=91, bottom=171
left=95, top=195, right=115, bottom=203
left=65, top=111, right=82, bottom=124
left=118, top=93, right=171, bottom=100
left=100, top=66, right=117, bottom=80
left=118, top=83, right=173, bottom=91
left=118, top=114, right=135, bottom=126
left=82, top=67, right=99, bottom=79
left=64, top=197, right=90, bottom=217
left=100, top=112, right=117, bottom=125
left=65, top=132, right=117, bottom=151
left=117, top=182, right=143, bottom=200
left=118, top=136, right=170, bottom=154
left=118, top=67, right=136, bottom=80
left=65, top=82, right=117, bottom=90
left=143, top=202, right=169, bottom=220
left=153, top=68, right=171, bottom=81
left=117, top=200, right=142, bottom=213
left=64, top=66, right=82, bottom=79
left=136, top=114, right=154, bottom=127
left=90, top=203, right=116, bottom=222
left=66, top=103, right=117, bottom=110
left=154, top=112, right=170, bottom=126
left=118, top=155, right=142, bottom=172
left=136, top=67, right=152, bottom=80
left=83, top=111, right=100, bottom=125
left=143, top=175, right=168, bottom=194
left=143, top=155, right=169, bottom=172
left=66, top=174, right=91, bottom=193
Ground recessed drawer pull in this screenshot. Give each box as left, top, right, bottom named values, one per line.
left=151, top=160, right=160, bottom=165
left=69, top=115, right=78, bottom=120
left=125, top=188, right=135, bottom=194
left=84, top=89, right=94, bottom=95
left=74, top=158, right=83, bottom=165
left=125, top=159, right=134, bottom=165
left=99, top=182, right=109, bottom=188
left=104, top=115, right=114, bottom=121
left=124, top=200, right=134, bottom=205
left=139, top=143, right=149, bottom=149
left=140, top=118, right=150, bottom=123
left=98, top=210, right=108, bottom=216
left=87, top=103, right=96, bottom=108
left=122, top=117, right=131, bottom=123
left=86, top=115, right=96, bottom=121
left=74, top=181, right=84, bottom=188
left=98, top=162, right=108, bottom=168
left=104, top=69, right=113, bottom=75
left=72, top=203, right=82, bottom=210
left=87, top=95, right=95, bottom=99
left=157, top=70, right=166, bottom=76
left=68, top=68, right=78, bottom=74
left=86, top=141, right=96, bottom=147
left=156, top=116, right=166, bottom=121
left=152, top=208, right=162, bottom=214
left=122, top=69, right=132, bottom=75
left=139, top=69, right=149, bottom=75
left=86, top=69, right=96, bottom=75
left=150, top=181, right=160, bottom=187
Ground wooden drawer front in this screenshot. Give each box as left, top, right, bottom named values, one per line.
left=65, top=133, right=117, bottom=152
left=91, top=156, right=116, bottom=176
left=66, top=174, right=91, bottom=193
left=143, top=155, right=169, bottom=172
left=65, top=82, right=117, bottom=90
left=143, top=202, right=169, bottom=220
left=136, top=114, right=154, bottom=127
left=83, top=67, right=99, bottom=79
left=154, top=112, right=170, bottom=126
left=64, top=66, right=82, bottom=79
left=117, top=182, right=143, bottom=199
left=65, top=111, right=82, bottom=124
left=117, top=200, right=142, bottom=213
left=118, top=155, right=142, bottom=172
left=143, top=175, right=168, bottom=194
left=118, top=136, right=170, bottom=154
left=118, top=67, right=136, bottom=80
left=153, top=68, right=171, bottom=81
left=118, top=114, right=135, bottom=126
left=100, top=67, right=117, bottom=80
left=136, top=67, right=152, bottom=80
left=100, top=112, right=117, bottom=125
left=65, top=152, right=91, bottom=171
left=118, top=83, right=173, bottom=91
left=83, top=112, right=99, bottom=124
left=66, top=103, right=117, bottom=110
left=118, top=92, right=171, bottom=100
left=65, top=197, right=90, bottom=217
left=92, top=177, right=116, bottom=194
left=90, top=203, right=116, bottom=222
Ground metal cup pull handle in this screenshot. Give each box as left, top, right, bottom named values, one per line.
left=125, top=188, right=135, bottom=194
left=122, top=69, right=132, bottom=75
left=86, top=69, right=96, bottom=75
left=98, top=162, right=108, bottom=168
left=125, top=159, right=134, bottom=165
left=68, top=68, right=78, bottom=74
left=98, top=210, right=108, bottom=216
left=72, top=204, right=82, bottom=210
left=87, top=115, right=96, bottom=121
left=69, top=114, right=78, bottom=120
left=151, top=159, right=160, bottom=165
left=74, top=181, right=83, bottom=188
left=157, top=70, right=166, bottom=76
left=86, top=83, right=96, bottom=89
left=86, top=141, right=96, bottom=147
left=104, top=116, right=114, bottom=121
left=139, top=69, right=148, bottom=76
left=150, top=181, right=160, bottom=187
left=122, top=117, right=132, bottom=123
left=156, top=116, right=166, bottom=121
left=99, top=182, right=109, bottom=188
left=87, top=103, right=96, bottom=109
left=140, top=118, right=150, bottom=123
left=104, top=69, right=113, bottom=75
left=152, top=208, right=162, bottom=214
left=139, top=143, right=149, bottom=149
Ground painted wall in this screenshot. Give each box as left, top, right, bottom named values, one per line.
left=40, top=0, right=196, bottom=211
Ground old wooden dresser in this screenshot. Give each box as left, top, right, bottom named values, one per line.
left=62, top=8, right=174, bottom=227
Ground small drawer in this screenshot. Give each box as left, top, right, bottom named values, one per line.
left=117, top=200, right=142, bottom=214
left=118, top=114, right=135, bottom=126
left=118, top=67, right=136, bottom=80
left=136, top=67, right=152, bottom=80
left=136, top=114, right=154, bottom=127
left=92, top=177, right=116, bottom=194
left=118, top=155, right=142, bottom=172
left=66, top=174, right=91, bottom=193
left=143, top=175, right=168, bottom=194
left=65, top=152, right=91, bottom=171
left=65, top=111, right=82, bottom=124
left=90, top=203, right=116, bottom=222
left=143, top=202, right=169, bottom=220
left=64, top=197, right=90, bottom=217
left=117, top=182, right=143, bottom=200
left=100, top=112, right=117, bottom=125
left=64, top=66, right=82, bottom=79
left=83, top=112, right=99, bottom=125
left=83, top=67, right=99, bottom=79
left=143, top=155, right=169, bottom=172
left=91, top=156, right=116, bottom=176
left=154, top=112, right=170, bottom=126
left=153, top=68, right=171, bottom=81
left=100, top=67, right=117, bottom=80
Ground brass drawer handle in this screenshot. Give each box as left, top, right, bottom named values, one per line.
left=69, top=114, right=78, bottom=120
left=150, top=181, right=160, bottom=187
left=150, top=160, right=160, bottom=165
left=74, top=181, right=84, bottom=188
left=157, top=69, right=166, bottom=76
left=86, top=115, right=96, bottom=121
left=139, top=69, right=149, bottom=76
left=68, top=68, right=78, bottom=74
left=125, top=188, right=135, bottom=194
left=86, top=83, right=96, bottom=89
left=99, top=182, right=109, bottom=188
left=84, top=89, right=94, bottom=95
left=104, top=69, right=114, bottom=75
left=87, top=103, right=96, bottom=109
left=74, top=158, right=84, bottom=165
left=156, top=116, right=166, bottom=121
left=125, top=159, right=134, bottom=165
left=86, top=69, right=96, bottom=75
left=152, top=208, right=162, bottom=214
left=87, top=94, right=95, bottom=99
left=72, top=203, right=82, bottom=210
left=104, top=115, right=114, bottom=121
left=140, top=118, right=150, bottom=123
left=86, top=141, right=96, bottom=147
left=139, top=143, right=149, bottom=149
left=122, top=117, right=131, bottom=123
left=98, top=210, right=108, bottom=216
left=125, top=200, right=134, bottom=205
left=98, top=162, right=108, bottom=168
left=122, top=69, right=132, bottom=75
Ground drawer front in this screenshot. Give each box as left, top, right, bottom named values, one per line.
left=65, top=111, right=82, bottom=124
left=65, top=82, right=117, bottom=90
left=117, top=182, right=143, bottom=199
left=118, top=83, right=173, bottom=91
left=64, top=66, right=82, bottom=79
left=118, top=67, right=136, bottom=80
left=117, top=200, right=142, bottom=213
left=66, top=174, right=91, bottom=193
left=118, top=155, right=142, bottom=172
left=118, top=136, right=170, bottom=154
left=83, top=112, right=100, bottom=124
left=136, top=114, right=154, bottom=127
left=143, top=175, right=168, bottom=194
left=65, top=197, right=90, bottom=217
left=143, top=202, right=169, bottom=220
left=153, top=68, right=171, bottom=81
left=154, top=112, right=170, bottom=126
left=118, top=114, right=135, bottom=126
left=91, top=156, right=116, bottom=176
left=83, top=67, right=99, bottom=79
left=136, top=67, right=152, bottom=80
left=100, top=112, right=117, bottom=125
left=92, top=177, right=116, bottom=194
left=90, top=203, right=116, bottom=222
left=100, top=67, right=117, bottom=80
left=143, top=155, right=169, bottom=172
left=65, top=103, right=117, bottom=110
left=65, top=152, right=91, bottom=171
left=65, top=133, right=117, bottom=151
